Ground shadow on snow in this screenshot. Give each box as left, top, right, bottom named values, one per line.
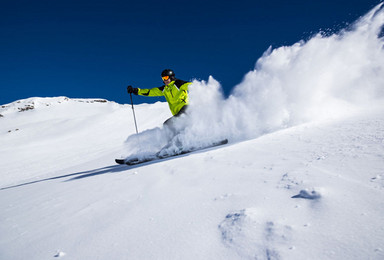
left=0, top=142, right=230, bottom=191
left=0, top=164, right=129, bottom=191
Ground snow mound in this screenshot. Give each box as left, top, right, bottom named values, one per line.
left=291, top=189, right=322, bottom=200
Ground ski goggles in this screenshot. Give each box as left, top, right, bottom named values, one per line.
left=162, top=76, right=170, bottom=81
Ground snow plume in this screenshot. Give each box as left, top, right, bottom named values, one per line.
left=188, top=2, right=384, bottom=142
left=123, top=3, right=384, bottom=157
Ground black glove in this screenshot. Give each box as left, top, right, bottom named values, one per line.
left=127, top=85, right=138, bottom=95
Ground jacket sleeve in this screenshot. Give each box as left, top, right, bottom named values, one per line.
left=137, top=86, right=165, bottom=97
left=174, top=80, right=191, bottom=91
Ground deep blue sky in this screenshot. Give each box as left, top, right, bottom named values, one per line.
left=0, top=0, right=381, bottom=105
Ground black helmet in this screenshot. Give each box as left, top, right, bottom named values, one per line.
left=161, top=69, right=175, bottom=80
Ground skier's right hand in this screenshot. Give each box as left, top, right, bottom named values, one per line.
left=127, top=85, right=138, bottom=95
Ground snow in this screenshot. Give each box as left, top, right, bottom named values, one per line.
left=1, top=3, right=384, bottom=260
left=2, top=102, right=384, bottom=260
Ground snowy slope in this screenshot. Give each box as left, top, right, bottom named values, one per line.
left=0, top=97, right=170, bottom=186
left=1, top=3, right=384, bottom=260
left=1, top=97, right=383, bottom=260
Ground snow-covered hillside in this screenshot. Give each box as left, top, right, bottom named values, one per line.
left=1, top=96, right=384, bottom=260
left=0, top=97, right=170, bottom=186
left=1, top=3, right=384, bottom=260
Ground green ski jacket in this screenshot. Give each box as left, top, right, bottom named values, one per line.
left=137, top=79, right=191, bottom=116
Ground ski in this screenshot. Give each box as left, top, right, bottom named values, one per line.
left=115, top=139, right=228, bottom=166
left=115, top=158, right=127, bottom=164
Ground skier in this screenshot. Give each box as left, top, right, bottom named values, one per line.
left=127, top=69, right=192, bottom=133
left=116, top=69, right=228, bottom=165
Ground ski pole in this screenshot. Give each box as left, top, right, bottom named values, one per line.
left=129, top=92, right=139, bottom=134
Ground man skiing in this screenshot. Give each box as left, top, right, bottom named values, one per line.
left=116, top=69, right=228, bottom=165
left=127, top=69, right=192, bottom=132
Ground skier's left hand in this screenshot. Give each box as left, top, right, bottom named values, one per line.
left=127, top=86, right=138, bottom=95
